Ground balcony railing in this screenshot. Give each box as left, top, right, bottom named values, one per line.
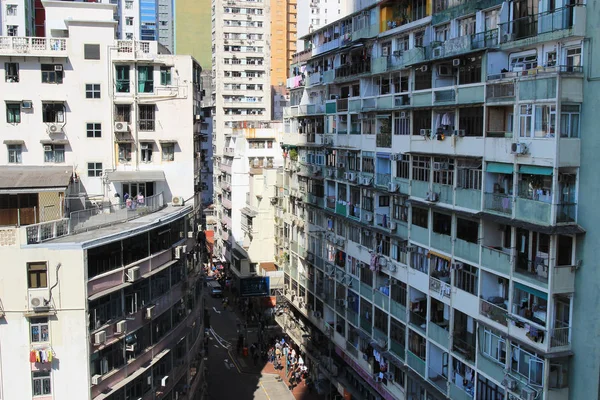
left=471, top=29, right=499, bottom=49
left=484, top=192, right=513, bottom=214
left=499, top=5, right=582, bottom=43
left=428, top=367, right=448, bottom=393
left=0, top=36, right=67, bottom=55
left=410, top=312, right=427, bottom=332
left=486, top=82, right=515, bottom=99
left=334, top=61, right=371, bottom=79
left=376, top=133, right=392, bottom=148
left=480, top=298, right=508, bottom=326
left=407, top=350, right=426, bottom=377
left=69, top=192, right=165, bottom=234
left=452, top=336, right=476, bottom=362
left=336, top=98, right=348, bottom=112
left=25, top=219, right=70, bottom=244
left=557, top=203, right=577, bottom=223
left=550, top=325, right=571, bottom=348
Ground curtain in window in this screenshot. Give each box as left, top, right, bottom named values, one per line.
left=138, top=66, right=153, bottom=93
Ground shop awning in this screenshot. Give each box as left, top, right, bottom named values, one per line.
left=428, top=250, right=451, bottom=262
left=519, top=165, right=553, bottom=176
left=106, top=170, right=166, bottom=182
left=514, top=282, right=548, bottom=300
left=486, top=162, right=513, bottom=174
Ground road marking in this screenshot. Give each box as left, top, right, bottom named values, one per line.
left=227, top=349, right=242, bottom=374
left=212, top=307, right=221, bottom=314
left=259, top=382, right=272, bottom=400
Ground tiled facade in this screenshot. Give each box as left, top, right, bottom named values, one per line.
left=278, top=0, right=587, bottom=399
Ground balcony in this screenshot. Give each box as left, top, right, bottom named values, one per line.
left=360, top=317, right=372, bottom=335
left=410, top=225, right=429, bottom=246
left=486, top=82, right=515, bottom=102
left=406, top=351, right=426, bottom=377
left=336, top=98, right=348, bottom=112
left=454, top=239, right=479, bottom=264
left=515, top=197, right=552, bottom=225
left=433, top=89, right=456, bottom=104
left=307, top=72, right=323, bottom=86
left=389, top=340, right=405, bottom=360
left=428, top=367, right=448, bottom=394
left=409, top=311, right=427, bottom=334
left=428, top=322, right=450, bottom=349
left=479, top=298, right=508, bottom=327
left=0, top=36, right=67, bottom=56
left=219, top=162, right=232, bottom=175
left=484, top=192, right=513, bottom=215
left=334, top=61, right=371, bottom=80
left=431, top=233, right=452, bottom=254
left=390, top=299, right=406, bottom=323
left=481, top=246, right=511, bottom=275
left=499, top=5, right=586, bottom=48
left=335, top=201, right=347, bottom=216
left=455, top=188, right=481, bottom=211
left=550, top=324, right=571, bottom=349
left=376, top=133, right=392, bottom=148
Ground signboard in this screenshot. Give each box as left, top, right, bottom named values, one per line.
left=240, top=277, right=270, bottom=297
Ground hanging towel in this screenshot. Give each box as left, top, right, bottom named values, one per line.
left=30, top=351, right=36, bottom=363
left=35, top=351, right=41, bottom=363
left=48, top=351, right=53, bottom=363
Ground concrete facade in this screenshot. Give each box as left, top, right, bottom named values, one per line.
left=278, top=0, right=589, bottom=399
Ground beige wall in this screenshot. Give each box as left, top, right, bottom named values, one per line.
left=175, top=0, right=212, bottom=69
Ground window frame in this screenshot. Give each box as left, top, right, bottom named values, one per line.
left=32, top=371, right=52, bottom=396
left=27, top=262, right=48, bottom=289
left=43, top=144, right=65, bottom=163
left=86, top=123, right=102, bottom=138
left=161, top=143, right=175, bottom=161
left=160, top=66, right=172, bottom=86
left=87, top=162, right=103, bottom=177
left=8, top=144, right=22, bottom=164
left=559, top=104, right=580, bottom=138
left=118, top=143, right=132, bottom=163
left=6, top=102, right=21, bottom=124
left=42, top=103, right=65, bottom=123
left=138, top=104, right=155, bottom=131
left=85, top=84, right=101, bottom=99
left=4, top=62, right=19, bottom=82
left=30, top=317, right=50, bottom=343
left=41, top=64, right=63, bottom=84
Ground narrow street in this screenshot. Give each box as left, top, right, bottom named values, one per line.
left=203, top=294, right=296, bottom=400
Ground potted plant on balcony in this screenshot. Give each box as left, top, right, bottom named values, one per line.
left=289, top=148, right=298, bottom=161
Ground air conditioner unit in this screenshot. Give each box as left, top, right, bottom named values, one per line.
left=453, top=129, right=466, bottom=137
left=502, top=377, right=518, bottom=390
left=433, top=162, right=449, bottom=170
left=426, top=191, right=439, bottom=202
left=361, top=177, right=372, bottom=186
left=43, top=145, right=52, bottom=152
left=388, top=264, right=397, bottom=272
left=54, top=64, right=63, bottom=72
left=126, top=266, right=140, bottom=282
left=433, top=48, right=443, bottom=58
left=172, top=196, right=185, bottom=206
left=388, top=182, right=398, bottom=192
left=21, top=100, right=32, bottom=109
left=161, top=376, right=169, bottom=387
left=94, top=330, right=107, bottom=345
left=47, top=123, right=62, bottom=133
left=116, top=320, right=127, bottom=334
left=348, top=172, right=356, bottom=182
left=521, top=388, right=536, bottom=400
left=114, top=121, right=129, bottom=132
left=366, top=213, right=373, bottom=222
left=420, top=129, right=431, bottom=137
left=419, top=65, right=428, bottom=72
left=126, top=343, right=137, bottom=352
left=511, top=142, right=528, bottom=155
left=328, top=169, right=335, bottom=178
left=438, top=65, right=452, bottom=76
left=378, top=257, right=388, bottom=267
left=145, top=305, right=155, bottom=320
left=390, top=221, right=397, bottom=230
left=91, top=374, right=102, bottom=385
left=29, top=295, right=46, bottom=310
left=390, top=154, right=399, bottom=161
left=399, top=111, right=407, bottom=118
left=338, top=162, right=345, bottom=168
left=393, top=50, right=402, bottom=57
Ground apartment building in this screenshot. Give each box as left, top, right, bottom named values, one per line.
left=0, top=1, right=207, bottom=399
left=213, top=124, right=284, bottom=281
left=0, top=0, right=36, bottom=36
left=174, top=0, right=212, bottom=68
left=278, top=0, right=590, bottom=399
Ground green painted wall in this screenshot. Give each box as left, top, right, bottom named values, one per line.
left=175, top=0, right=212, bottom=69
left=431, top=0, right=503, bottom=26
left=571, top=9, right=600, bottom=400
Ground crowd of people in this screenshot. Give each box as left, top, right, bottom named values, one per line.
left=267, top=337, right=313, bottom=392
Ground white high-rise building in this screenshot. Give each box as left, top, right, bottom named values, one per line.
left=0, top=0, right=36, bottom=37
left=0, top=2, right=208, bottom=399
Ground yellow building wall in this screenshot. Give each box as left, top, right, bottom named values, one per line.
left=175, top=0, right=212, bottom=69
left=270, top=0, right=297, bottom=88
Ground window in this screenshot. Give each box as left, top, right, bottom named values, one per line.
left=395, top=154, right=410, bottom=179
left=86, top=84, right=101, bottom=99
left=126, top=17, right=134, bottom=26
left=379, top=195, right=390, bottom=207
left=7, top=25, right=18, bottom=36
left=139, top=105, right=155, bottom=131
left=433, top=157, right=454, bottom=184
left=162, top=143, right=175, bottom=161
left=459, top=56, right=482, bottom=85
left=86, top=123, right=101, bottom=138
left=41, top=64, right=63, bottom=84
left=141, top=142, right=153, bottom=162
left=5, top=62, right=19, bottom=82
left=160, top=66, right=172, bottom=85
left=84, top=44, right=100, bottom=60
left=434, top=24, right=450, bottom=42
left=32, top=371, right=51, bottom=396
left=458, top=16, right=476, bottom=36
left=511, top=344, right=544, bottom=387
left=432, top=212, right=451, bottom=235
left=115, top=66, right=130, bottom=93
left=6, top=4, right=17, bottom=16
left=42, top=103, right=65, bottom=123
left=482, top=328, right=506, bottom=364
left=115, top=104, right=131, bottom=123
left=455, top=263, right=478, bottom=295
left=565, top=47, right=581, bottom=71
left=484, top=9, right=499, bottom=30
left=44, top=144, right=65, bottom=163
left=411, top=207, right=428, bottom=228
left=456, top=218, right=478, bottom=243
left=393, top=112, right=410, bottom=135
left=533, top=105, right=556, bottom=137
left=459, top=107, right=484, bottom=136
left=412, top=155, right=430, bottom=182
left=125, top=0, right=133, bottom=8
left=6, top=103, right=20, bottom=123
left=88, top=162, right=103, bottom=177
left=414, top=30, right=424, bottom=47
left=138, top=66, right=154, bottom=93
left=118, top=143, right=132, bottom=162
left=8, top=144, right=21, bottom=164
left=27, top=262, right=47, bottom=288
left=30, top=318, right=49, bottom=343
left=414, top=67, right=432, bottom=90
left=560, top=105, right=580, bottom=138
left=392, top=196, right=408, bottom=222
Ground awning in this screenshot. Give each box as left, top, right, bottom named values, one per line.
left=0, top=166, right=72, bottom=191
left=106, top=170, right=166, bottom=182
left=486, top=162, right=513, bottom=174
left=115, top=137, right=135, bottom=143
left=232, top=248, right=247, bottom=261
left=476, top=211, right=586, bottom=235
left=519, top=165, right=553, bottom=176
left=260, top=262, right=277, bottom=272
left=514, top=282, right=548, bottom=300
left=3, top=140, right=25, bottom=145
left=428, top=250, right=451, bottom=262
left=241, top=207, right=258, bottom=217
left=141, top=260, right=178, bottom=279
left=376, top=152, right=390, bottom=159
left=159, top=139, right=178, bottom=144
left=88, top=282, right=132, bottom=301
left=40, top=139, right=69, bottom=145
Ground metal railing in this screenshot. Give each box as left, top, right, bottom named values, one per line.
left=471, top=29, right=499, bottom=49
left=550, top=325, right=571, bottom=347
left=376, top=133, right=392, bottom=148
left=452, top=336, right=476, bottom=362
left=26, top=219, right=70, bottom=244
left=557, top=203, right=577, bottom=223
left=434, top=89, right=455, bottom=103
left=410, top=311, right=427, bottom=331
left=486, top=82, right=515, bottom=99
left=69, top=192, right=165, bottom=233
left=480, top=298, right=508, bottom=326
left=499, top=5, right=582, bottom=43
left=0, top=36, right=67, bottom=54
left=428, top=367, right=448, bottom=392
left=514, top=255, right=548, bottom=283
left=429, top=277, right=451, bottom=298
